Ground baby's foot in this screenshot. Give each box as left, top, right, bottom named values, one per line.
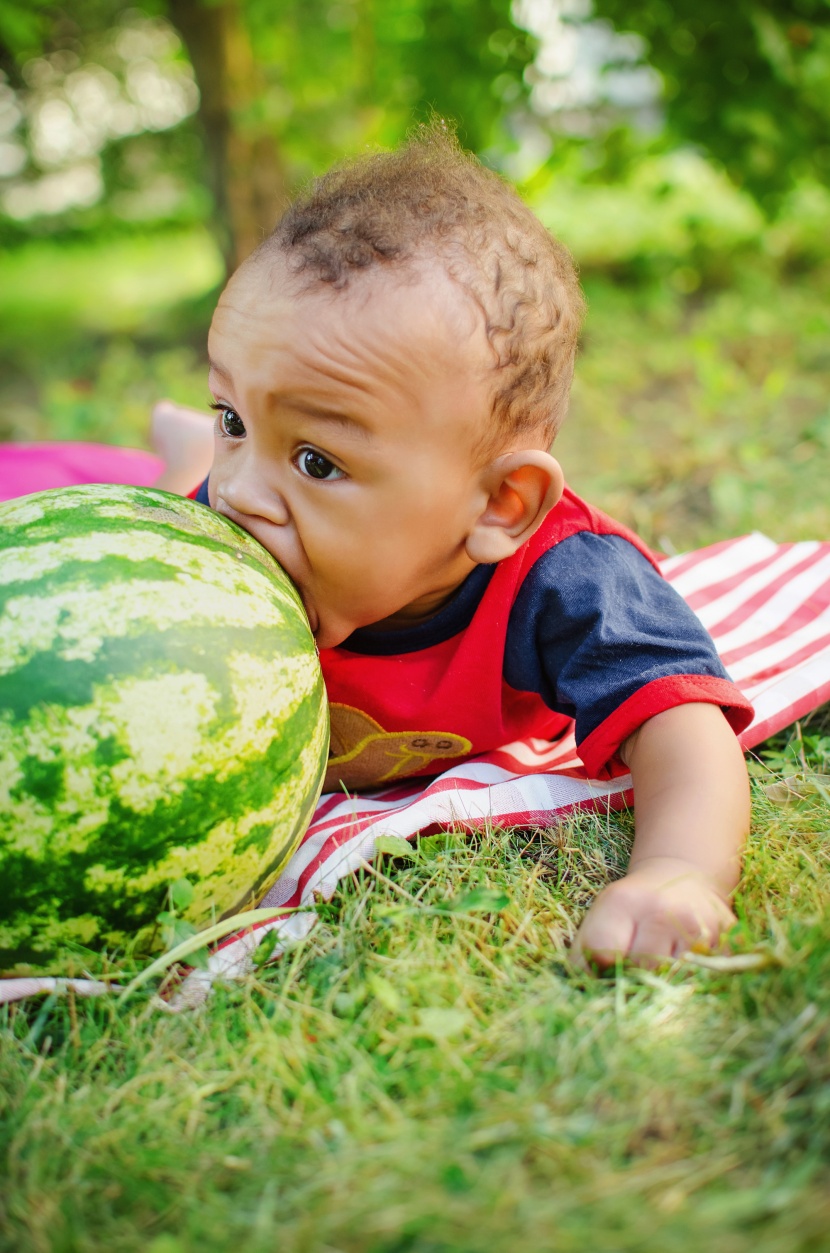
left=150, top=399, right=215, bottom=495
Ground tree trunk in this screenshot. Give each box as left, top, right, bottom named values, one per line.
left=168, top=0, right=287, bottom=275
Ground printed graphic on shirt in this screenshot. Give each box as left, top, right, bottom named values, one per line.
left=325, top=704, right=471, bottom=791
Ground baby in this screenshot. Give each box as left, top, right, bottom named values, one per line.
left=158, top=129, right=753, bottom=967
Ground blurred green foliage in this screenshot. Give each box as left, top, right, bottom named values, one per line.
left=237, top=0, right=536, bottom=162
left=0, top=0, right=535, bottom=158
left=0, top=0, right=536, bottom=262
left=590, top=0, right=830, bottom=207
left=0, top=230, right=216, bottom=449
left=557, top=265, right=830, bottom=548
left=3, top=0, right=829, bottom=250
left=0, top=0, right=827, bottom=549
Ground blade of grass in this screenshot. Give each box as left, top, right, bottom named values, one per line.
left=116, top=905, right=315, bottom=1005
left=679, top=950, right=782, bottom=972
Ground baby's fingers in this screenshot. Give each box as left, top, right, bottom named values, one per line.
left=627, top=917, right=696, bottom=966
left=573, top=882, right=737, bottom=971
left=573, top=898, right=636, bottom=970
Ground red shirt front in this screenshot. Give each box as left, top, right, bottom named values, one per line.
left=318, top=489, right=753, bottom=790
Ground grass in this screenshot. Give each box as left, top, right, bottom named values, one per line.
left=1, top=718, right=829, bottom=1251
left=1, top=224, right=829, bottom=1249
left=0, top=232, right=222, bottom=336
left=560, top=265, right=830, bottom=550
left=0, top=230, right=221, bottom=450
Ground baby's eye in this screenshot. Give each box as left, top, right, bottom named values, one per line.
left=213, top=405, right=246, bottom=439
left=296, top=448, right=345, bottom=481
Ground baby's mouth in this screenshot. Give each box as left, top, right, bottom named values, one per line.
left=276, top=569, right=318, bottom=637
left=214, top=498, right=316, bottom=626
left=272, top=562, right=320, bottom=639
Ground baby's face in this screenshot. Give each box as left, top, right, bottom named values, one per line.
left=206, top=259, right=498, bottom=648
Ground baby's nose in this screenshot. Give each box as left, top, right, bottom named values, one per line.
left=215, top=473, right=290, bottom=528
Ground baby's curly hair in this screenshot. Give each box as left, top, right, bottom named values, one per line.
left=258, top=124, right=584, bottom=447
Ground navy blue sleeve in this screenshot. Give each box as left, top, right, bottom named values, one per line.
left=504, top=532, right=752, bottom=775
left=194, top=476, right=210, bottom=505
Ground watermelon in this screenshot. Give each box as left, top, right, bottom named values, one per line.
left=0, top=483, right=329, bottom=972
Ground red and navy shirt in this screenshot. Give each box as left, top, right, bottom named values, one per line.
left=193, top=479, right=753, bottom=789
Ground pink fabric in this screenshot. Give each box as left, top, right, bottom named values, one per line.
left=0, top=442, right=164, bottom=502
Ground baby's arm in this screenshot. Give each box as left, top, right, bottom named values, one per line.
left=575, top=702, right=750, bottom=966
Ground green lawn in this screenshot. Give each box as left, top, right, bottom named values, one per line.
left=2, top=745, right=829, bottom=1251
left=0, top=232, right=222, bottom=336
left=0, top=231, right=221, bottom=451
left=560, top=267, right=830, bottom=550
left=1, top=227, right=829, bottom=1251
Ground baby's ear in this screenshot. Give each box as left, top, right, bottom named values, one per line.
left=466, top=449, right=564, bottom=563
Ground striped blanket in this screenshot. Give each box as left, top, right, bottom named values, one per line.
left=3, top=530, right=829, bottom=1007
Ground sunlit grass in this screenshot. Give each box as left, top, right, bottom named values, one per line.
left=0, top=230, right=221, bottom=449
left=0, top=230, right=222, bottom=333
left=1, top=730, right=828, bottom=1250
left=559, top=266, right=830, bottom=548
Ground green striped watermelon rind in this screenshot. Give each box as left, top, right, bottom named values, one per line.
left=0, top=484, right=329, bottom=973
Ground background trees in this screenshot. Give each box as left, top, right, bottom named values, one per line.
left=591, top=0, right=830, bottom=206
left=0, top=0, right=827, bottom=546
left=0, top=0, right=536, bottom=267
left=3, top=0, right=827, bottom=264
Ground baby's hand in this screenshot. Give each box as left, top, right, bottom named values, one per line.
left=574, top=856, right=736, bottom=969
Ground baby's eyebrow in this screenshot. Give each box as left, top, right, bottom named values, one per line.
left=207, top=356, right=232, bottom=380
left=206, top=358, right=373, bottom=441
left=282, top=397, right=376, bottom=442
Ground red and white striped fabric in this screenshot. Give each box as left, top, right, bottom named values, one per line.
left=161, top=531, right=830, bottom=1008
left=3, top=532, right=829, bottom=1007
